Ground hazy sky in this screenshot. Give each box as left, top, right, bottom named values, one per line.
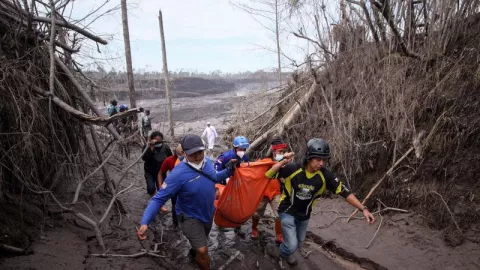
left=69, top=0, right=313, bottom=73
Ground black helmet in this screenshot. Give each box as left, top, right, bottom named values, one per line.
left=306, top=138, right=331, bottom=160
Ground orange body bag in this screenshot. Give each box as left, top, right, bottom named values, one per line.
left=214, top=160, right=275, bottom=228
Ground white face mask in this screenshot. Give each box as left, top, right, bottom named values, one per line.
left=274, top=154, right=284, bottom=161
left=186, top=158, right=205, bottom=171
left=236, top=151, right=245, bottom=159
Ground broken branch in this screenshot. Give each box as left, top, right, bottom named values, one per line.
left=366, top=203, right=383, bottom=249
left=430, top=191, right=462, bottom=233
left=347, top=146, right=414, bottom=222
left=31, top=15, right=108, bottom=44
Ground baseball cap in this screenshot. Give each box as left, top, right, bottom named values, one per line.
left=181, top=134, right=206, bottom=155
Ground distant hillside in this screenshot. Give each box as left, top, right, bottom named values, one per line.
left=96, top=77, right=236, bottom=101
left=89, top=72, right=282, bottom=101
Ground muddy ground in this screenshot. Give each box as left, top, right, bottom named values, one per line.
left=2, top=88, right=480, bottom=269
left=0, top=148, right=352, bottom=270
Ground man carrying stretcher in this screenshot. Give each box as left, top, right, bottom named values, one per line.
left=251, top=137, right=287, bottom=244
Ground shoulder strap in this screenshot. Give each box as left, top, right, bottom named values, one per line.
left=184, top=162, right=217, bottom=183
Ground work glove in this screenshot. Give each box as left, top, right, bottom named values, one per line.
left=224, top=159, right=239, bottom=175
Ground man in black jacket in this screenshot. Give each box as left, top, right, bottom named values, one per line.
left=142, top=131, right=172, bottom=197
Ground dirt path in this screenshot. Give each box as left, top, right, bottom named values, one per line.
left=308, top=198, right=480, bottom=270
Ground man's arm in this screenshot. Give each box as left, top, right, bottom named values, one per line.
left=265, top=152, right=295, bottom=179
left=213, top=127, right=218, bottom=137
left=157, top=172, right=164, bottom=190
left=345, top=194, right=375, bottom=223
left=323, top=170, right=374, bottom=223
left=214, top=154, right=226, bottom=171
left=140, top=172, right=182, bottom=226
left=158, top=157, right=174, bottom=187
left=215, top=159, right=236, bottom=183
left=324, top=171, right=351, bottom=199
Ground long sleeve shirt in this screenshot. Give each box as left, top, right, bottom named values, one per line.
left=141, top=159, right=232, bottom=225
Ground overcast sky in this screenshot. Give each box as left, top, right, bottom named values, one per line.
left=69, top=0, right=316, bottom=73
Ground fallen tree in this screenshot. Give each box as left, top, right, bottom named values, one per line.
left=0, top=0, right=141, bottom=254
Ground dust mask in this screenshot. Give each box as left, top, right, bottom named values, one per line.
left=275, top=154, right=284, bottom=162
left=237, top=151, right=245, bottom=159
left=186, top=158, right=205, bottom=171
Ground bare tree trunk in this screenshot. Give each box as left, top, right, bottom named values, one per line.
left=370, top=0, right=387, bottom=42
left=275, top=0, right=282, bottom=85
left=89, top=124, right=115, bottom=193
left=339, top=0, right=348, bottom=52
left=405, top=0, right=415, bottom=49
left=121, top=0, right=136, bottom=111
left=158, top=9, right=174, bottom=138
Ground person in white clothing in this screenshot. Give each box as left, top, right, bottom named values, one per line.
left=202, top=122, right=218, bottom=150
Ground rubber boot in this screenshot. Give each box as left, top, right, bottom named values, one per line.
left=251, top=217, right=260, bottom=239
left=275, top=219, right=284, bottom=244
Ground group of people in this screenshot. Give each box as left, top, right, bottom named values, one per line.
left=106, top=99, right=153, bottom=141
left=137, top=131, right=376, bottom=270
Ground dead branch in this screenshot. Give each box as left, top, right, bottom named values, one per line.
left=91, top=249, right=165, bottom=258
left=218, top=251, right=243, bottom=270
left=72, top=142, right=117, bottom=203
left=0, top=243, right=32, bottom=255
left=89, top=124, right=116, bottom=194
left=91, top=240, right=166, bottom=258
left=247, top=84, right=307, bottom=123
left=20, top=77, right=139, bottom=125
left=99, top=182, right=134, bottom=225
left=347, top=0, right=381, bottom=48
left=47, top=0, right=57, bottom=154
left=369, top=0, right=387, bottom=42
left=430, top=191, right=462, bottom=233
left=348, top=112, right=445, bottom=222
left=372, top=207, right=408, bottom=214
left=293, top=31, right=335, bottom=58
left=347, top=146, right=414, bottom=222
left=373, top=0, right=421, bottom=59
left=55, top=56, right=121, bottom=140
left=317, top=216, right=364, bottom=229
left=320, top=84, right=336, bottom=130
left=248, top=82, right=319, bottom=153
left=30, top=188, right=106, bottom=251
left=366, top=202, right=383, bottom=249
left=54, top=40, right=79, bottom=53
left=114, top=146, right=149, bottom=190
left=32, top=15, right=108, bottom=45
left=0, top=0, right=107, bottom=44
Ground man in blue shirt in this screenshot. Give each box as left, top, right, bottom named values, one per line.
left=214, top=136, right=249, bottom=184
left=137, top=134, right=234, bottom=270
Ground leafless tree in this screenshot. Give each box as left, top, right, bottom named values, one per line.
left=121, top=0, right=137, bottom=110
left=232, top=0, right=289, bottom=85
left=158, top=9, right=174, bottom=138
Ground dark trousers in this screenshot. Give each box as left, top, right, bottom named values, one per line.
left=145, top=171, right=157, bottom=195
left=171, top=195, right=178, bottom=227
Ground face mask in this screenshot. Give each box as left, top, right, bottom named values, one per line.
left=186, top=158, right=205, bottom=171
left=154, top=142, right=163, bottom=148
left=236, top=151, right=245, bottom=159
left=274, top=154, right=284, bottom=162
